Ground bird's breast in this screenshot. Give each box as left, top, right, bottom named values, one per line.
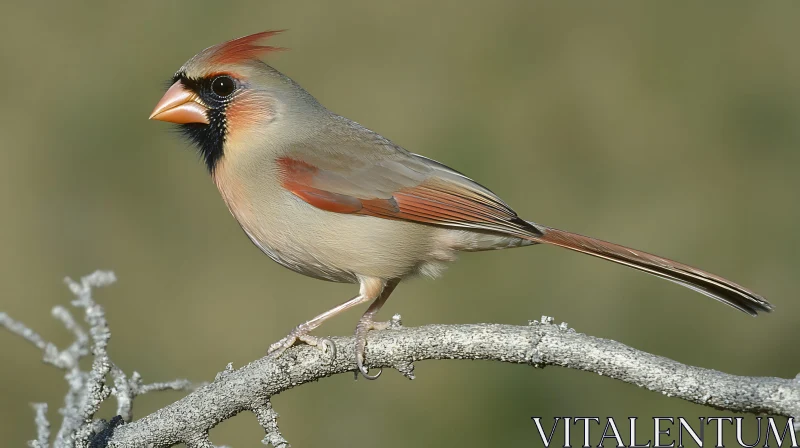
left=211, top=155, right=461, bottom=283
left=212, top=156, right=358, bottom=282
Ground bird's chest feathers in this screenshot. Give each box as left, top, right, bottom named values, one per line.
left=212, top=157, right=287, bottom=244
left=211, top=156, right=355, bottom=282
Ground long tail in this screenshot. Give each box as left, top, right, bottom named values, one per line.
left=527, top=225, right=773, bottom=315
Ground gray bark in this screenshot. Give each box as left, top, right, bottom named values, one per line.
left=3, top=272, right=798, bottom=448
left=106, top=318, right=800, bottom=447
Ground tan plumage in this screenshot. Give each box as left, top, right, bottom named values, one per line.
left=150, top=31, right=772, bottom=378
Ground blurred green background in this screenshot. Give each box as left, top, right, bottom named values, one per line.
left=1, top=2, right=798, bottom=447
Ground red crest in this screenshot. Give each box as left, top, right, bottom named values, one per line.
left=207, top=30, right=286, bottom=64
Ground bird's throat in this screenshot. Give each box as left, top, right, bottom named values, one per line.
left=178, top=108, right=227, bottom=173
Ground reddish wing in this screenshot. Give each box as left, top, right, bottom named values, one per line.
left=277, top=156, right=541, bottom=238
left=279, top=158, right=364, bottom=213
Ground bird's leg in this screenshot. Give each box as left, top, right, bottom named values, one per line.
left=267, top=277, right=388, bottom=359
left=354, top=279, right=400, bottom=380
left=267, top=292, right=373, bottom=359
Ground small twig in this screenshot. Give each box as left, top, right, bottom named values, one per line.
left=59, top=272, right=117, bottom=446
left=112, top=368, right=197, bottom=422
left=253, top=400, right=290, bottom=448
left=28, top=403, right=50, bottom=448
left=2, top=271, right=200, bottom=448
left=0, top=312, right=49, bottom=351
left=137, top=378, right=196, bottom=395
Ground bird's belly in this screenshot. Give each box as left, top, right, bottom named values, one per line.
left=232, top=188, right=452, bottom=282
left=240, top=224, right=356, bottom=282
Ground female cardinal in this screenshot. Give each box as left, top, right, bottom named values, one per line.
left=150, top=31, right=772, bottom=378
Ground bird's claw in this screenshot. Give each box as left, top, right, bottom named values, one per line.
left=317, top=337, right=337, bottom=359
left=357, top=352, right=382, bottom=380
left=267, top=329, right=336, bottom=360
left=354, top=318, right=391, bottom=380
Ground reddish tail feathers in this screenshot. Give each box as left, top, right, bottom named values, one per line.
left=529, top=226, right=773, bottom=315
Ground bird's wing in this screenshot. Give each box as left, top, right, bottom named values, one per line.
left=278, top=139, right=541, bottom=238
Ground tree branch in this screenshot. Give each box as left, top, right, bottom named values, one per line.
left=3, top=273, right=798, bottom=447
left=1, top=271, right=198, bottom=448
left=107, top=317, right=800, bottom=447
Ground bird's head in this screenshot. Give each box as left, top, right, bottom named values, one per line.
left=150, top=31, right=319, bottom=173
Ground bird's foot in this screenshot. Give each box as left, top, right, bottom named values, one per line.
left=354, top=317, right=394, bottom=380
left=267, top=325, right=336, bottom=360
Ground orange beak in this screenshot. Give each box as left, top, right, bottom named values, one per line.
left=149, top=81, right=210, bottom=124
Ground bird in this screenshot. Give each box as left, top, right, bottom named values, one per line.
left=149, top=31, right=773, bottom=379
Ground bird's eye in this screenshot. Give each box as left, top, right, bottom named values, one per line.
left=211, top=76, right=236, bottom=97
